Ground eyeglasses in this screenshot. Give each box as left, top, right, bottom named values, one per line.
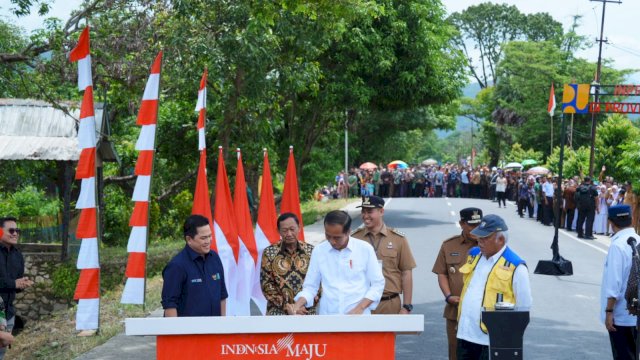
left=7, top=228, right=20, bottom=235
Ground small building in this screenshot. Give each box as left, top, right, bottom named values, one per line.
left=0, top=98, right=119, bottom=259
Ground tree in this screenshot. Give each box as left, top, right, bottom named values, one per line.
left=596, top=114, right=640, bottom=182
left=546, top=146, right=590, bottom=178
left=505, top=143, right=543, bottom=164
left=449, top=3, right=562, bottom=88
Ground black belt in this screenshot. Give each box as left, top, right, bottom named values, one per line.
left=380, top=293, right=399, bottom=301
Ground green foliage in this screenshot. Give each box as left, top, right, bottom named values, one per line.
left=505, top=143, right=543, bottom=164
left=0, top=185, right=61, bottom=218
left=51, top=261, right=79, bottom=300
left=618, top=141, right=640, bottom=191
left=595, top=114, right=640, bottom=182
left=546, top=146, right=590, bottom=178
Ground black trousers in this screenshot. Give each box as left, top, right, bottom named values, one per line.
left=608, top=324, right=637, bottom=360
left=543, top=196, right=554, bottom=225
left=496, top=191, right=506, bottom=206
left=456, top=338, right=488, bottom=360
left=577, top=207, right=595, bottom=237
left=461, top=183, right=469, bottom=198
left=565, top=208, right=575, bottom=230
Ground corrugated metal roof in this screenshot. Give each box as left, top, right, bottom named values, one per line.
left=0, top=98, right=108, bottom=161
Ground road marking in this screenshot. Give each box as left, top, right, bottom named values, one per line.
left=450, top=211, right=456, bottom=216
left=561, top=230, right=608, bottom=255
left=384, top=198, right=393, bottom=207
left=447, top=202, right=452, bottom=206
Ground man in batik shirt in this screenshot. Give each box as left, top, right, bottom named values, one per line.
left=260, top=213, right=319, bottom=315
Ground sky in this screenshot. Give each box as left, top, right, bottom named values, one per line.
left=0, top=0, right=638, bottom=71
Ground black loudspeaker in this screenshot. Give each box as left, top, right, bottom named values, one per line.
left=534, top=259, right=573, bottom=276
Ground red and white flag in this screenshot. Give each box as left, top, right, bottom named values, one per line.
left=69, top=26, right=92, bottom=91
left=191, top=69, right=214, bottom=232
left=252, top=149, right=279, bottom=314
left=70, top=26, right=100, bottom=331
left=214, top=147, right=240, bottom=315
left=121, top=52, right=163, bottom=305
left=233, top=149, right=260, bottom=315
left=281, top=146, right=304, bottom=240
left=548, top=83, right=556, bottom=117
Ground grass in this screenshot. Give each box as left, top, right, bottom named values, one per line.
left=300, top=198, right=357, bottom=225
left=11, top=199, right=356, bottom=359
left=13, top=274, right=164, bottom=360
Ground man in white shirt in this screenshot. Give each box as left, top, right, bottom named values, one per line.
left=601, top=204, right=639, bottom=359
left=292, top=210, right=385, bottom=315
left=456, top=215, right=532, bottom=359
left=541, top=176, right=555, bottom=226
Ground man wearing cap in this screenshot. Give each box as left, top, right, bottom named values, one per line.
left=351, top=196, right=416, bottom=314
left=456, top=214, right=532, bottom=359
left=600, top=204, right=639, bottom=359
left=432, top=208, right=482, bottom=360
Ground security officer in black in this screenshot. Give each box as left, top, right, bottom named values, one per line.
left=575, top=176, right=598, bottom=239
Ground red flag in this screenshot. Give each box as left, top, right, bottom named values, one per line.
left=234, top=150, right=259, bottom=263
left=214, top=147, right=240, bottom=262
left=192, top=150, right=215, bottom=250
left=256, top=149, right=279, bottom=246
left=548, top=83, right=556, bottom=116
left=281, top=146, right=304, bottom=241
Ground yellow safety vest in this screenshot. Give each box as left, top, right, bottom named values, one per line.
left=457, top=246, right=525, bottom=334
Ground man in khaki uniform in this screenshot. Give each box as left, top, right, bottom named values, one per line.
left=432, top=207, right=482, bottom=360
left=351, top=195, right=416, bottom=314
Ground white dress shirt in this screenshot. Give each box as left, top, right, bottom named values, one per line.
left=601, top=227, right=639, bottom=326
left=457, top=245, right=532, bottom=346
left=542, top=182, right=554, bottom=197
left=295, top=237, right=385, bottom=315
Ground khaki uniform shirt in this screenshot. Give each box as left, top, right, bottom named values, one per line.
left=351, top=224, right=416, bottom=296
left=431, top=232, right=477, bottom=320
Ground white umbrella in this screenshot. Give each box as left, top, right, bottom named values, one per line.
left=504, top=162, right=523, bottom=169
left=422, top=158, right=438, bottom=166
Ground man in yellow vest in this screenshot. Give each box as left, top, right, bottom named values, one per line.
left=456, top=214, right=532, bottom=359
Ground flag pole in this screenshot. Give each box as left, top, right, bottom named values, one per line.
left=550, top=114, right=553, bottom=154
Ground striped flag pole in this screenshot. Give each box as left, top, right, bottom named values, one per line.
left=191, top=69, right=214, bottom=235
left=121, top=52, right=163, bottom=305
left=69, top=26, right=100, bottom=332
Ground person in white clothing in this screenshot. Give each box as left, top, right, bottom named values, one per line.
left=495, top=173, right=507, bottom=208
left=601, top=204, right=639, bottom=359
left=292, top=210, right=385, bottom=315
left=456, top=215, right=532, bottom=360
left=594, top=185, right=609, bottom=235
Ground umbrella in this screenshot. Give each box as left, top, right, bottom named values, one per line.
left=388, top=160, right=408, bottom=169
left=359, top=162, right=378, bottom=170
left=521, top=159, right=538, bottom=167
left=422, top=158, right=438, bottom=166
left=527, top=166, right=550, bottom=176
left=504, top=162, right=523, bottom=169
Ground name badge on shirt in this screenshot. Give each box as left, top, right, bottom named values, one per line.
left=212, top=273, right=221, bottom=281
left=191, top=278, right=203, bottom=283
left=450, top=252, right=460, bottom=256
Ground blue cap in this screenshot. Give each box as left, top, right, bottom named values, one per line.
left=471, top=214, right=509, bottom=238
left=608, top=205, right=632, bottom=220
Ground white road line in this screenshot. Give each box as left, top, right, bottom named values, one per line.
left=560, top=230, right=608, bottom=255
left=450, top=211, right=456, bottom=216
left=447, top=202, right=452, bottom=206
left=384, top=197, right=393, bottom=207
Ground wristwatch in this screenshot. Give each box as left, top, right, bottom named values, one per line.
left=402, top=304, right=413, bottom=312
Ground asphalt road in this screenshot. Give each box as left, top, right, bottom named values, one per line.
left=380, top=196, right=611, bottom=360
left=78, top=196, right=613, bottom=359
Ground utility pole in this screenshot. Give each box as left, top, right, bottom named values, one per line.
left=588, top=0, right=621, bottom=177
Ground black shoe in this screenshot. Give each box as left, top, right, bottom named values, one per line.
left=577, top=234, right=584, bottom=239
left=584, top=235, right=596, bottom=240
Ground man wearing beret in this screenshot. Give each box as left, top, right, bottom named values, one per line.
left=456, top=214, right=532, bottom=359
left=351, top=195, right=416, bottom=314
left=432, top=207, right=482, bottom=360
left=600, top=204, right=639, bottom=359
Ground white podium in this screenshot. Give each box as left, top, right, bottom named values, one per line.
left=126, top=315, right=423, bottom=359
